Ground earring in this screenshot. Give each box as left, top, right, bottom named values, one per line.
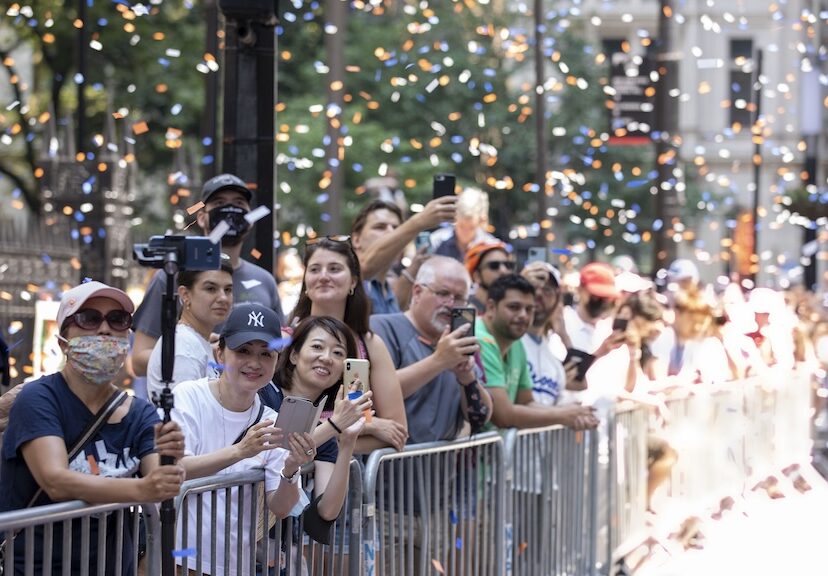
left=349, top=287, right=354, bottom=296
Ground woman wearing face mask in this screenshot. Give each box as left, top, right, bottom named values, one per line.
left=290, top=236, right=408, bottom=452
left=0, top=281, right=186, bottom=575
left=172, top=303, right=316, bottom=575
left=146, top=258, right=234, bottom=399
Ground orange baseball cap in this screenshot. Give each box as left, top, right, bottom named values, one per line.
left=465, top=241, right=509, bottom=275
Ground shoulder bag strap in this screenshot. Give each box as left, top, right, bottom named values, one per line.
left=24, top=390, right=129, bottom=508
left=233, top=401, right=266, bottom=446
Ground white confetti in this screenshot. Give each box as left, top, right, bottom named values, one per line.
left=244, top=205, right=271, bottom=225
left=207, top=220, right=229, bottom=244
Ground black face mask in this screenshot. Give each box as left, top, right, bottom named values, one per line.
left=208, top=205, right=250, bottom=246
left=585, top=296, right=612, bottom=319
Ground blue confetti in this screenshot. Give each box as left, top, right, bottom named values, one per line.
left=171, top=548, right=197, bottom=558
left=268, top=337, right=292, bottom=351
left=449, top=510, right=458, bottom=524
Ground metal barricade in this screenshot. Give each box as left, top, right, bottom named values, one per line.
left=0, top=499, right=148, bottom=576
left=502, top=425, right=598, bottom=576
left=362, top=432, right=505, bottom=576
left=173, top=460, right=363, bottom=576
left=605, top=404, right=648, bottom=568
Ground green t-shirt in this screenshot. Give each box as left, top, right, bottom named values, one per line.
left=476, top=318, right=533, bottom=404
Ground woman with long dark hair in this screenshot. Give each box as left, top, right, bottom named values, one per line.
left=290, top=236, right=408, bottom=452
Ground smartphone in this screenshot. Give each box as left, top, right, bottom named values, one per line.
left=612, top=317, right=629, bottom=332
left=275, top=396, right=327, bottom=449
left=415, top=231, right=432, bottom=253
left=450, top=307, right=476, bottom=337
left=344, top=358, right=371, bottom=422
left=527, top=247, right=547, bottom=265
left=433, top=174, right=456, bottom=199
left=564, top=348, right=596, bottom=381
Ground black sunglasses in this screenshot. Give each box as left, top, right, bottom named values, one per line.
left=66, top=309, right=133, bottom=332
left=483, top=260, right=516, bottom=272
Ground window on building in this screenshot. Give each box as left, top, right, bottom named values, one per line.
left=729, top=39, right=754, bottom=128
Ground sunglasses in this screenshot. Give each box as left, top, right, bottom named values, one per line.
left=306, top=234, right=351, bottom=246
left=483, top=260, right=516, bottom=272
left=66, top=309, right=133, bottom=332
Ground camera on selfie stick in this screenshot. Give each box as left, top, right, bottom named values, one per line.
left=133, top=236, right=220, bottom=576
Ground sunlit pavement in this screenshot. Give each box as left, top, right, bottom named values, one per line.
left=633, top=466, right=828, bottom=575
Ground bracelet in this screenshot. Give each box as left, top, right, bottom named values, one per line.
left=400, top=269, right=416, bottom=283
left=327, top=418, right=343, bottom=434
left=281, top=468, right=300, bottom=485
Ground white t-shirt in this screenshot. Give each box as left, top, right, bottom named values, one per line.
left=171, top=378, right=293, bottom=576
left=146, top=324, right=218, bottom=400
left=521, top=333, right=566, bottom=406
left=563, top=306, right=612, bottom=354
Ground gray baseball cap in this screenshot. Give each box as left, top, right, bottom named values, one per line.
left=201, top=173, right=253, bottom=204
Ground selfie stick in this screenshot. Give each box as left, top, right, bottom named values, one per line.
left=157, top=250, right=179, bottom=576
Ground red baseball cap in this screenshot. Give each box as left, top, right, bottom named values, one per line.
left=579, top=262, right=621, bottom=299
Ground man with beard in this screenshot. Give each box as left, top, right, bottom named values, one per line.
left=478, top=275, right=598, bottom=431
left=464, top=241, right=516, bottom=312
left=370, top=256, right=492, bottom=443
left=129, top=174, right=283, bottom=379
left=519, top=261, right=586, bottom=406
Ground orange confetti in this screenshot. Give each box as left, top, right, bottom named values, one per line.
left=250, top=248, right=262, bottom=260
left=431, top=559, right=445, bottom=574
left=132, top=121, right=149, bottom=135
left=519, top=542, right=528, bottom=555
left=186, top=201, right=205, bottom=215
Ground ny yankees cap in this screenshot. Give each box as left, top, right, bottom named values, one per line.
left=221, top=303, right=282, bottom=350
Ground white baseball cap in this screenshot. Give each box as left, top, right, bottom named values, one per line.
left=56, top=281, right=134, bottom=330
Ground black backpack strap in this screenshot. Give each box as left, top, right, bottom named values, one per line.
left=233, top=401, right=266, bottom=445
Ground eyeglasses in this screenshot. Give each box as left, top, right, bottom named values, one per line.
left=66, top=309, right=133, bottom=332
left=421, top=284, right=468, bottom=306
left=483, top=260, right=516, bottom=272
left=306, top=235, right=351, bottom=246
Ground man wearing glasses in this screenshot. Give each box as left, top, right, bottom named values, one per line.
left=370, top=256, right=492, bottom=444
left=464, top=241, right=516, bottom=313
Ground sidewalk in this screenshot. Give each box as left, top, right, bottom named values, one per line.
left=633, top=466, right=827, bottom=575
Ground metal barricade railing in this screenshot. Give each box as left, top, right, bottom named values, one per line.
left=501, top=425, right=598, bottom=576
left=0, top=499, right=148, bottom=576
left=362, top=432, right=505, bottom=576
left=605, top=403, right=648, bottom=568
left=173, top=459, right=363, bottom=576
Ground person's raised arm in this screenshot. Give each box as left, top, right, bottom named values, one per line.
left=359, top=197, right=455, bottom=280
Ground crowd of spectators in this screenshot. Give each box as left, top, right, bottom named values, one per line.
left=0, top=172, right=823, bottom=574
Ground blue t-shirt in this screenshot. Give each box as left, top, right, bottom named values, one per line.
left=258, top=382, right=338, bottom=464
left=0, top=372, right=159, bottom=574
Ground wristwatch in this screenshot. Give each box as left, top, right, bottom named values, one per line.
left=281, top=468, right=300, bottom=485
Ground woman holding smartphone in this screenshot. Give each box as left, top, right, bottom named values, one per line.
left=171, top=303, right=316, bottom=575
left=146, top=257, right=234, bottom=399
left=260, top=316, right=373, bottom=541
left=290, top=236, right=408, bottom=452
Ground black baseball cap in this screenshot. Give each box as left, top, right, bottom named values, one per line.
left=221, top=303, right=281, bottom=350
left=201, top=173, right=253, bottom=204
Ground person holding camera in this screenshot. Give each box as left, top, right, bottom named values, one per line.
left=129, top=174, right=284, bottom=382
left=0, top=281, right=186, bottom=575
left=370, top=256, right=492, bottom=444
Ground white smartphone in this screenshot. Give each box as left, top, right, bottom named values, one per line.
left=275, top=396, right=327, bottom=449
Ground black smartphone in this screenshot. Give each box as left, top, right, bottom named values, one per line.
left=612, top=317, right=629, bottom=332
left=433, top=174, right=456, bottom=199
left=564, top=348, right=596, bottom=381
left=450, top=307, right=476, bottom=337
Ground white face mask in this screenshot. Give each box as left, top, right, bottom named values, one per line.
left=60, top=335, right=129, bottom=386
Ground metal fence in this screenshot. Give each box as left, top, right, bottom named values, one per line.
left=362, top=431, right=505, bottom=576
left=0, top=368, right=815, bottom=576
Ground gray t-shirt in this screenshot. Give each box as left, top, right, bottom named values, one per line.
left=133, top=259, right=284, bottom=339
left=370, top=313, right=464, bottom=444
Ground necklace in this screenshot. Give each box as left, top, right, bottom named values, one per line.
left=216, top=378, right=257, bottom=448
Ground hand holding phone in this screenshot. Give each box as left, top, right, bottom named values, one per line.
left=564, top=348, right=596, bottom=382
left=527, top=247, right=547, bottom=265
left=275, top=398, right=326, bottom=449
left=612, top=317, right=629, bottom=332
left=415, top=231, right=432, bottom=253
